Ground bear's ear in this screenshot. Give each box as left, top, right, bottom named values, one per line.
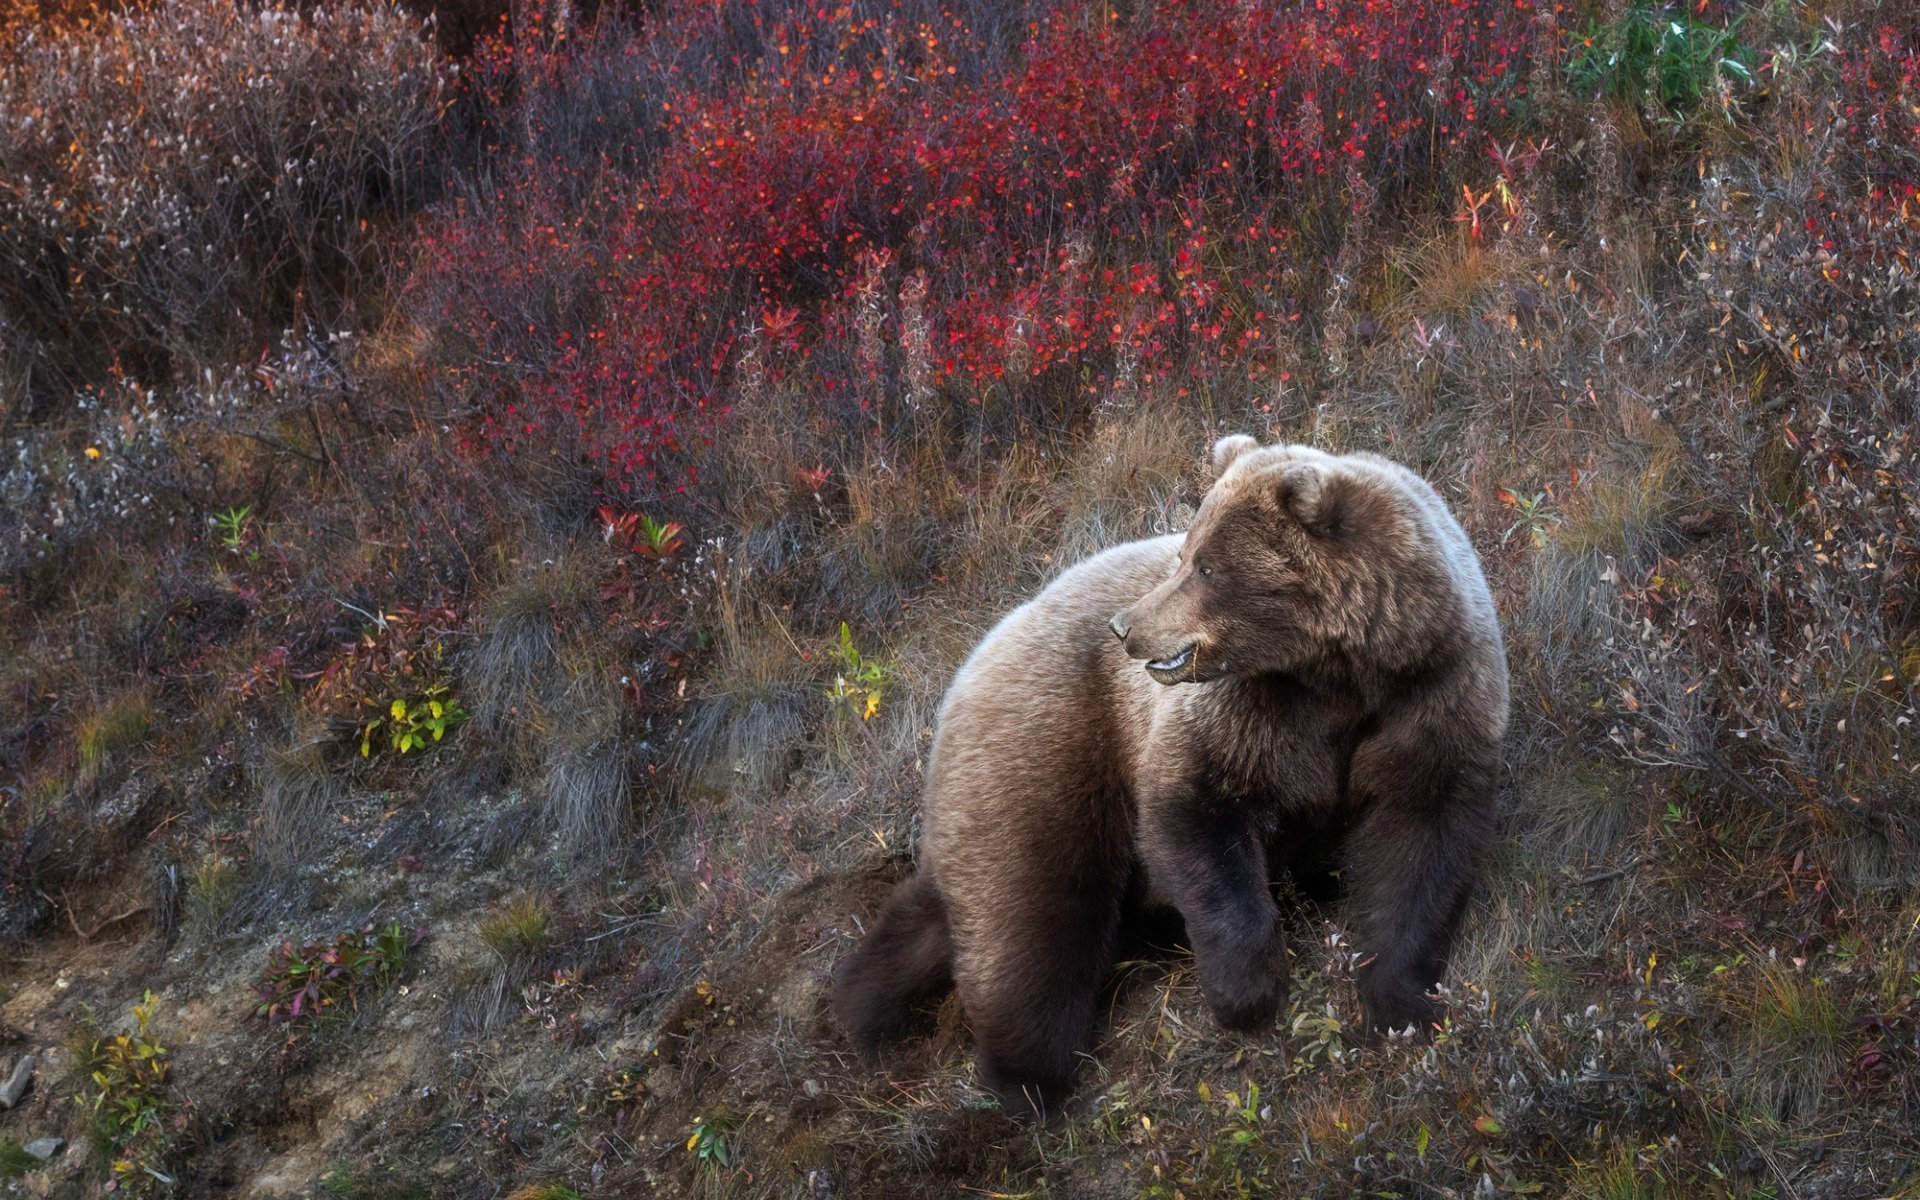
left=1211, top=434, right=1258, bottom=476
left=1274, top=462, right=1361, bottom=540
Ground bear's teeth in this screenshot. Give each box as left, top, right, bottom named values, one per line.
left=1149, top=647, right=1194, bottom=672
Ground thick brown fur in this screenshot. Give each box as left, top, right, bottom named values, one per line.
left=831, top=437, right=1509, bottom=1120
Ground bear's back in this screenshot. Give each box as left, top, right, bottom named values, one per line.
left=920, top=535, right=1180, bottom=862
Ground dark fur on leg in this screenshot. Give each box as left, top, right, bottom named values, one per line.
left=965, top=881, right=1123, bottom=1124
left=831, top=869, right=955, bottom=1058
left=1141, top=783, right=1288, bottom=1033
left=1346, top=723, right=1499, bottom=1038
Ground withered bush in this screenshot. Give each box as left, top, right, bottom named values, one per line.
left=1590, top=19, right=1920, bottom=884
left=0, top=0, right=449, bottom=417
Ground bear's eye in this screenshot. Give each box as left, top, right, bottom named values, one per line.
left=1196, top=560, right=1214, bottom=578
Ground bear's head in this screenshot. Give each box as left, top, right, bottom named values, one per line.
left=1110, top=436, right=1460, bottom=686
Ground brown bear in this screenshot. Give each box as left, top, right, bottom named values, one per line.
left=831, top=436, right=1508, bottom=1120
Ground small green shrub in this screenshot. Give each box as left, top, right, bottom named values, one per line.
left=212, top=504, right=256, bottom=559
left=688, top=1111, right=746, bottom=1174
left=253, top=922, right=425, bottom=1027
left=74, top=991, right=171, bottom=1193
left=356, top=683, right=468, bottom=757
left=826, top=622, right=891, bottom=723
left=600, top=506, right=684, bottom=560
left=1566, top=4, right=1756, bottom=112
left=307, top=606, right=468, bottom=759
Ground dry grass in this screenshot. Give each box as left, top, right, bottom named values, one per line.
left=479, top=893, right=556, bottom=964
left=255, top=743, right=340, bottom=877
left=542, top=710, right=632, bottom=856
left=1733, top=957, right=1853, bottom=1122
left=464, top=548, right=599, bottom=766
left=73, top=687, right=153, bottom=791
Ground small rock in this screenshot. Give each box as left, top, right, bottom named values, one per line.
left=0, top=1051, right=34, bottom=1108
left=23, top=1136, right=63, bottom=1161
left=92, top=773, right=162, bottom=847
left=802, top=1078, right=822, bottom=1097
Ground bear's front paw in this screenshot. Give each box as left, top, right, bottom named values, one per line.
left=1199, top=955, right=1288, bottom=1033
left=1357, top=984, right=1440, bottom=1041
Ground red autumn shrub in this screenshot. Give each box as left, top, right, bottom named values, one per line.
left=407, top=0, right=1545, bottom=498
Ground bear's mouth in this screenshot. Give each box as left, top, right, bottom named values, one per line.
left=1144, top=644, right=1198, bottom=684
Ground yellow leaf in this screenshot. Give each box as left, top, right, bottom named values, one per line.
left=863, top=692, right=881, bottom=720
left=85, top=446, right=101, bottom=460
left=687, top=1132, right=702, bottom=1151
left=391, top=699, right=406, bottom=719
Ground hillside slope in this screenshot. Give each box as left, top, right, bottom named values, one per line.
left=2, top=1, right=1917, bottom=1196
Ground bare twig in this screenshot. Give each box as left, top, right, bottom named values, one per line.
left=61, top=891, right=148, bottom=941
left=1578, top=858, right=1641, bottom=886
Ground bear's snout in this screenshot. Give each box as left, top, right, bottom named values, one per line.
left=1108, top=612, right=1131, bottom=642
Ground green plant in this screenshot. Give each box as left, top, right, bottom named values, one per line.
left=253, top=922, right=425, bottom=1027
left=1565, top=5, right=1756, bottom=114
left=310, top=605, right=464, bottom=758
left=1499, top=487, right=1557, bottom=549
left=356, top=682, right=467, bottom=757
left=1222, top=1082, right=1267, bottom=1148
left=74, top=991, right=171, bottom=1193
left=212, top=504, right=254, bottom=557
left=687, top=1111, right=745, bottom=1173
left=0, top=1140, right=33, bottom=1180
left=1288, top=1008, right=1348, bottom=1076
left=601, top=506, right=684, bottom=560
left=825, top=622, right=890, bottom=723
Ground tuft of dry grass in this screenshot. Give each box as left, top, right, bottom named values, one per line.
left=1733, top=957, right=1853, bottom=1122
left=464, top=548, right=599, bottom=767
left=254, top=742, right=341, bottom=878
left=1055, top=404, right=1206, bottom=569
left=1567, top=1145, right=1671, bottom=1200
left=479, top=893, right=556, bottom=964
left=183, top=850, right=241, bottom=940
left=543, top=716, right=633, bottom=856
left=73, top=687, right=153, bottom=790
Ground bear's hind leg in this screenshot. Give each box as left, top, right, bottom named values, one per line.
left=832, top=869, right=955, bottom=1058
left=958, top=871, right=1125, bottom=1123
